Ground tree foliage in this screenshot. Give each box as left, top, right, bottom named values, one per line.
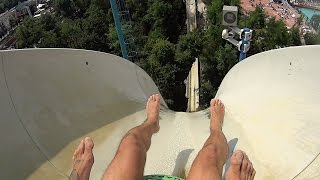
left=140, top=31, right=203, bottom=111
left=17, top=0, right=111, bottom=51
left=198, top=0, right=301, bottom=109
left=0, top=0, right=25, bottom=14
left=15, top=0, right=303, bottom=111
left=310, top=14, right=320, bottom=32
left=123, top=0, right=189, bottom=110
left=0, top=22, right=8, bottom=38
left=304, top=32, right=320, bottom=45
left=16, top=17, right=43, bottom=48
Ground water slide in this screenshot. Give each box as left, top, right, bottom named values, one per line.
left=0, top=46, right=319, bottom=180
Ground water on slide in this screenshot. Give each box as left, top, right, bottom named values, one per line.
left=0, top=46, right=319, bottom=180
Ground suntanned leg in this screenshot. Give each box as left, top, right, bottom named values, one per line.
left=187, top=99, right=228, bottom=180
left=102, top=94, right=160, bottom=180
left=226, top=150, right=256, bottom=180
left=69, top=137, right=94, bottom=180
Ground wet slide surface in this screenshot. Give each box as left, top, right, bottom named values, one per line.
left=0, top=47, right=319, bottom=179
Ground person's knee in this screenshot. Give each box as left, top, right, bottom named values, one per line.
left=119, top=133, right=145, bottom=153
left=199, top=143, right=228, bottom=167
left=198, top=144, right=219, bottom=162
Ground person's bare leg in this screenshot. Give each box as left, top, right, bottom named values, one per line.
left=226, top=150, right=256, bottom=180
left=187, top=99, right=228, bottom=180
left=69, top=137, right=94, bottom=180
left=102, top=94, right=160, bottom=180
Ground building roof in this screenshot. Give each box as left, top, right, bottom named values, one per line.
left=241, top=0, right=301, bottom=28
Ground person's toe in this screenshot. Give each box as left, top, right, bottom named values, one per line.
left=231, top=150, right=244, bottom=170
left=210, top=99, right=217, bottom=107
left=246, top=161, right=253, bottom=180
left=155, top=94, right=160, bottom=102
left=219, top=101, right=225, bottom=110
left=147, top=96, right=152, bottom=106
left=247, top=161, right=255, bottom=180
left=214, top=99, right=218, bottom=106
left=84, top=137, right=94, bottom=154
left=73, top=140, right=84, bottom=159
left=251, top=169, right=256, bottom=180
left=84, top=139, right=94, bottom=167
left=227, top=150, right=256, bottom=180
left=240, top=153, right=249, bottom=180
left=225, top=150, right=244, bottom=180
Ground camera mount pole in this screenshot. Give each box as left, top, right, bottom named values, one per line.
left=221, top=5, right=253, bottom=61
left=239, top=27, right=252, bottom=61
left=222, top=27, right=253, bottom=61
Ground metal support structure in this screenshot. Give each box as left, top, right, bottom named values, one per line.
left=239, top=28, right=252, bottom=61
left=110, top=0, right=128, bottom=59
left=222, top=26, right=253, bottom=61
left=109, top=0, right=137, bottom=61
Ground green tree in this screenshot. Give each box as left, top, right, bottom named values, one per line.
left=0, top=23, right=7, bottom=37
left=9, top=17, right=18, bottom=28
left=127, top=0, right=148, bottom=23
left=38, top=31, right=61, bottom=48
left=143, top=1, right=173, bottom=36
left=39, top=14, right=59, bottom=32
left=304, top=32, right=320, bottom=45
left=140, top=32, right=202, bottom=111
left=17, top=0, right=112, bottom=51
left=240, top=7, right=301, bottom=56
left=310, top=14, right=320, bottom=32
left=0, top=0, right=25, bottom=14
left=82, top=3, right=110, bottom=52
left=175, top=31, right=204, bottom=81
left=144, top=38, right=177, bottom=107
left=240, top=6, right=265, bottom=29
left=107, top=25, right=121, bottom=56
left=265, top=17, right=291, bottom=48
left=199, top=44, right=238, bottom=109
left=73, top=0, right=91, bottom=17
left=59, top=19, right=85, bottom=48
left=15, top=0, right=304, bottom=111
left=198, top=0, right=240, bottom=108
left=142, top=0, right=185, bottom=42
left=16, top=17, right=43, bottom=48
left=54, top=0, right=75, bottom=18
left=289, top=27, right=301, bottom=46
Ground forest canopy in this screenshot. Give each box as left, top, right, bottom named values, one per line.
left=15, top=0, right=302, bottom=111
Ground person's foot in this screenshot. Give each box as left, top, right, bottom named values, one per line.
left=225, top=150, right=256, bottom=180
left=69, top=137, right=94, bottom=180
left=210, top=99, right=225, bottom=131
left=146, top=94, right=160, bottom=133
